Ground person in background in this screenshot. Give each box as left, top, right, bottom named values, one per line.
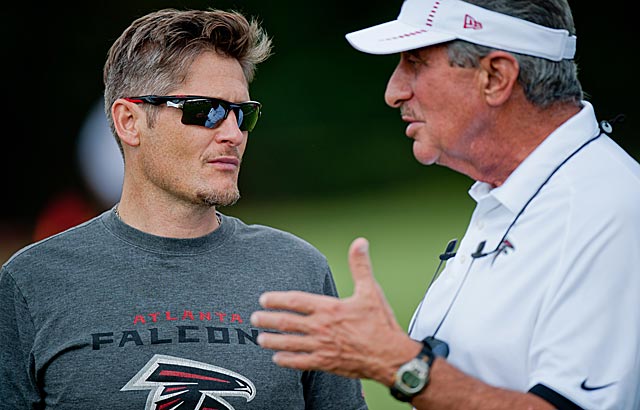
left=250, top=0, right=640, bottom=409
left=0, top=8, right=367, bottom=410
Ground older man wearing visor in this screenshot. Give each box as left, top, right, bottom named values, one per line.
left=251, top=0, right=640, bottom=409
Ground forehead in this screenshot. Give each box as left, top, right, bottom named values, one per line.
left=405, top=44, right=448, bottom=60
left=178, top=51, right=249, bottom=101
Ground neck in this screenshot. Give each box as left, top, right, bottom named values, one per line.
left=448, top=102, right=581, bottom=188
left=116, top=185, right=221, bottom=239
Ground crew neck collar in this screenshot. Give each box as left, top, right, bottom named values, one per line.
left=101, top=207, right=235, bottom=256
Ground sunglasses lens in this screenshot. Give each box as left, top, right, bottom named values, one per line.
left=180, top=99, right=261, bottom=131
left=238, top=103, right=261, bottom=132
left=180, top=100, right=224, bottom=128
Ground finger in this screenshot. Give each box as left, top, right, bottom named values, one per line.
left=349, top=237, right=402, bottom=330
left=271, top=352, right=361, bottom=380
left=258, top=290, right=333, bottom=314
left=256, top=331, right=316, bottom=353
left=271, top=351, right=317, bottom=371
left=348, top=237, right=375, bottom=292
left=250, top=310, right=312, bottom=334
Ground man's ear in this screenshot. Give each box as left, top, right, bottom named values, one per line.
left=112, top=98, right=142, bottom=147
left=478, top=51, right=520, bottom=106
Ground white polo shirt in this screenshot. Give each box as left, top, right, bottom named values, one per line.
left=409, top=101, right=640, bottom=409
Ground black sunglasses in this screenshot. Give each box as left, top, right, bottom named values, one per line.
left=125, top=95, right=262, bottom=132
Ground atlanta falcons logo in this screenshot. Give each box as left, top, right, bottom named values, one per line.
left=121, top=354, right=256, bottom=410
left=491, top=238, right=515, bottom=266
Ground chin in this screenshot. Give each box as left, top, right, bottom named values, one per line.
left=413, top=146, right=438, bottom=166
left=197, top=185, right=241, bottom=208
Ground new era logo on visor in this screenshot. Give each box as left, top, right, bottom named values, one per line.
left=463, top=14, right=483, bottom=29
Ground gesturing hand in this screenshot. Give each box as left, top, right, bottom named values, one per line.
left=250, top=237, right=421, bottom=385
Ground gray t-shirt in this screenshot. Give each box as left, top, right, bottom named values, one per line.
left=0, top=210, right=367, bottom=410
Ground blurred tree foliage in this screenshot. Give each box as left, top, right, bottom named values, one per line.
left=1, top=0, right=636, bottom=222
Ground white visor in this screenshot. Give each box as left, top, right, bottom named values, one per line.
left=345, top=0, right=576, bottom=61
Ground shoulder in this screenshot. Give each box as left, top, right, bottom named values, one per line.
left=2, top=213, right=105, bottom=277
left=219, top=214, right=336, bottom=295
left=544, top=137, right=640, bottom=258
left=549, top=136, right=640, bottom=215
left=222, top=214, right=327, bottom=260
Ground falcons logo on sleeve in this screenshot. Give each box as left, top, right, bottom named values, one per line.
left=121, top=354, right=256, bottom=410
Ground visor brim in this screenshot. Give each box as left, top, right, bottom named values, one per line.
left=345, top=20, right=456, bottom=55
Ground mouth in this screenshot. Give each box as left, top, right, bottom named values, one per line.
left=207, top=156, right=240, bottom=171
left=401, top=115, right=424, bottom=138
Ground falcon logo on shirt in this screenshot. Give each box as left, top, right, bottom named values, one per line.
left=121, top=354, right=256, bottom=410
left=491, top=238, right=515, bottom=266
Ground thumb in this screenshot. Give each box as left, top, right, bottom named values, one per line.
left=348, top=237, right=375, bottom=292
left=349, top=237, right=402, bottom=330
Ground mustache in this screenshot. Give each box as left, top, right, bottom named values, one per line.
left=400, top=106, right=414, bottom=119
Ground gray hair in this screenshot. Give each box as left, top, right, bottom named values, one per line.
left=103, top=8, right=273, bottom=153
left=446, top=0, right=583, bottom=108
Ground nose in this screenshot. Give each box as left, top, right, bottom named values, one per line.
left=214, top=110, right=245, bottom=146
left=384, top=61, right=412, bottom=108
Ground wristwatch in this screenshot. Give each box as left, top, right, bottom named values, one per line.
left=389, top=336, right=448, bottom=402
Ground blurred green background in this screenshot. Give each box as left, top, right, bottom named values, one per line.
left=0, top=1, right=636, bottom=408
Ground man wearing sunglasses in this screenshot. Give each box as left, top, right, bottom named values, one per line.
left=251, top=0, right=640, bottom=409
left=0, top=8, right=367, bottom=410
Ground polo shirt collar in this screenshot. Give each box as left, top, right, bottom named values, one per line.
left=468, top=101, right=600, bottom=213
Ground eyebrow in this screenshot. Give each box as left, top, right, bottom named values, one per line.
left=404, top=49, right=430, bottom=64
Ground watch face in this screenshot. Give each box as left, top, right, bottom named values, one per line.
left=401, top=371, right=423, bottom=389
left=397, top=358, right=429, bottom=394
